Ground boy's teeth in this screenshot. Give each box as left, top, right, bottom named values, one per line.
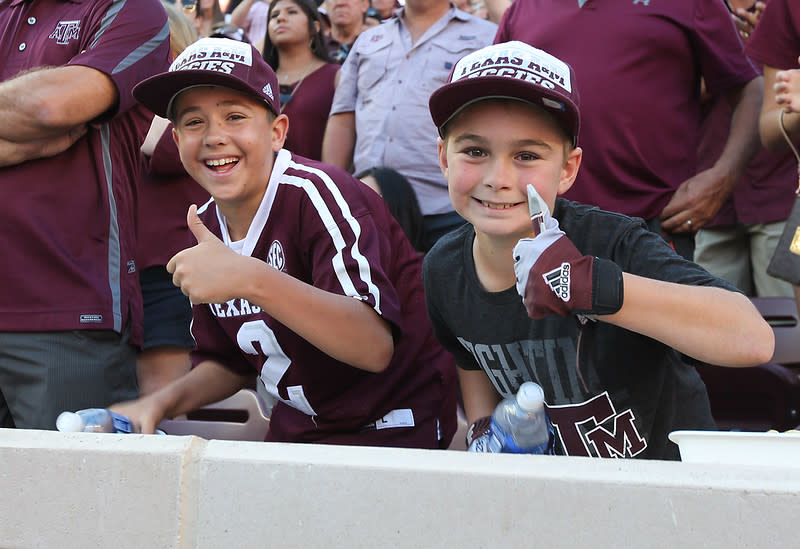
left=482, top=201, right=512, bottom=209
left=206, top=157, right=237, bottom=167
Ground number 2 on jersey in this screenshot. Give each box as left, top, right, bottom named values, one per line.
left=237, top=320, right=317, bottom=417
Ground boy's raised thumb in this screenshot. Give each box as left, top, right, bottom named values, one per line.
left=187, top=204, right=215, bottom=243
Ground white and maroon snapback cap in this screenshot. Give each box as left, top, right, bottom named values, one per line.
left=429, top=41, right=580, bottom=145
left=134, top=37, right=280, bottom=119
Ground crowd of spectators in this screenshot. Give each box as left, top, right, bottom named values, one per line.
left=0, top=0, right=797, bottom=456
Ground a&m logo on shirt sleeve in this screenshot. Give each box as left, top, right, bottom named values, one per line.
left=49, top=20, right=81, bottom=45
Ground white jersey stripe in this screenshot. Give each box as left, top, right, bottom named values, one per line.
left=286, top=159, right=382, bottom=315
left=281, top=174, right=382, bottom=316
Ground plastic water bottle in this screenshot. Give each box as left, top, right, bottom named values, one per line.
left=488, top=382, right=554, bottom=454
left=56, top=408, right=134, bottom=433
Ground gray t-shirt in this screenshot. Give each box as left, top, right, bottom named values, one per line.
left=423, top=199, right=735, bottom=460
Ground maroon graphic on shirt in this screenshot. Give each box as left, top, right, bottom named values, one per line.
left=548, top=392, right=647, bottom=458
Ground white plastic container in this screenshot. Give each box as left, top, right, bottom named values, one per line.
left=669, top=430, right=800, bottom=468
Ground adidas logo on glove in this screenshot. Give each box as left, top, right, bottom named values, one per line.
left=543, top=262, right=571, bottom=302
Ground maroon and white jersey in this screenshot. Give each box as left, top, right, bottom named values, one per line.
left=0, top=0, right=171, bottom=343
left=495, top=0, right=759, bottom=220
left=191, top=150, right=458, bottom=445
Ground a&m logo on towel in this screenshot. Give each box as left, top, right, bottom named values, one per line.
left=171, top=40, right=253, bottom=74
left=49, top=20, right=81, bottom=45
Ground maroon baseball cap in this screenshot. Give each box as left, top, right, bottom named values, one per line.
left=429, top=41, right=580, bottom=145
left=133, top=37, right=280, bottom=119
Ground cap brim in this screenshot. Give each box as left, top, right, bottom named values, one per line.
left=133, top=70, right=274, bottom=119
left=429, top=76, right=579, bottom=143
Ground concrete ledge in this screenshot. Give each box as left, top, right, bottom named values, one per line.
left=0, top=429, right=204, bottom=549
left=1, top=429, right=798, bottom=548
left=198, top=442, right=800, bottom=548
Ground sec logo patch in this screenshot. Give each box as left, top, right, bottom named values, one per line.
left=267, top=240, right=286, bottom=271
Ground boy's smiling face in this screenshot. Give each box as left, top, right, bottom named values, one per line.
left=172, top=86, right=288, bottom=216
left=438, top=99, right=581, bottom=243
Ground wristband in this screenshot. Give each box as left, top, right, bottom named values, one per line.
left=466, top=415, right=492, bottom=448
left=583, top=257, right=624, bottom=316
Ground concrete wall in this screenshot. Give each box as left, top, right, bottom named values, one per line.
left=1, top=428, right=798, bottom=548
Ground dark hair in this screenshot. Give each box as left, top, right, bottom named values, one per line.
left=209, top=23, right=251, bottom=43
left=262, top=0, right=331, bottom=68
left=355, top=167, right=426, bottom=253
left=365, top=6, right=382, bottom=23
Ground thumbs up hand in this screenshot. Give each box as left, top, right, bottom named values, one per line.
left=186, top=203, right=219, bottom=245
left=167, top=204, right=248, bottom=305
left=512, top=187, right=624, bottom=319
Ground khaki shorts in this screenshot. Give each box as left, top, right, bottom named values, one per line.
left=694, top=222, right=795, bottom=297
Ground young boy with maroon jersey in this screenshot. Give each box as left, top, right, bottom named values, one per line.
left=423, top=41, right=774, bottom=459
left=112, top=37, right=458, bottom=447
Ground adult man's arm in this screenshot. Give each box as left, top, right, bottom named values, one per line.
left=0, top=65, right=118, bottom=165
left=0, top=127, right=87, bottom=168
left=660, top=76, right=763, bottom=233
left=323, top=39, right=359, bottom=171
left=322, top=111, right=356, bottom=171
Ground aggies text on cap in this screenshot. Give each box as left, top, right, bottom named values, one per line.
left=429, top=41, right=580, bottom=145
left=133, top=37, right=281, bottom=119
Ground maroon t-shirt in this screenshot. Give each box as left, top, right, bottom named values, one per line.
left=495, top=0, right=759, bottom=220
left=137, top=121, right=211, bottom=269
left=746, top=0, right=800, bottom=70
left=280, top=63, right=339, bottom=161
left=0, top=0, right=171, bottom=343
left=190, top=150, right=458, bottom=445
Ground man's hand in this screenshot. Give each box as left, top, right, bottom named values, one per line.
left=730, top=1, right=764, bottom=41
left=659, top=167, right=736, bottom=234
left=513, top=186, right=623, bottom=319
left=0, top=125, right=87, bottom=167
left=167, top=205, right=252, bottom=305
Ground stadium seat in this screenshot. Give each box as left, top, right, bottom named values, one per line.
left=158, top=389, right=271, bottom=441
left=750, top=296, right=800, bottom=369
left=697, top=362, right=800, bottom=432
left=696, top=297, right=800, bottom=432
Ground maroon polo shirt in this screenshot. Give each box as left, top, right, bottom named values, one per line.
left=746, top=0, right=800, bottom=70
left=495, top=0, right=759, bottom=221
left=0, top=0, right=170, bottom=343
